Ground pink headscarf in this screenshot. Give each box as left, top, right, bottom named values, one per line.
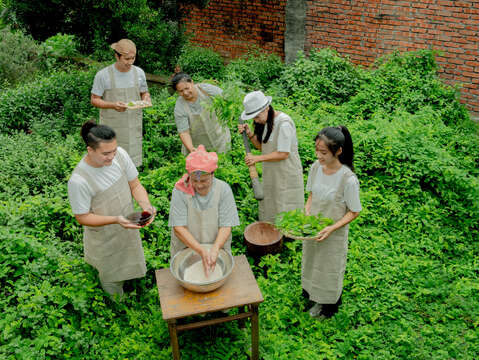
left=175, top=145, right=218, bottom=195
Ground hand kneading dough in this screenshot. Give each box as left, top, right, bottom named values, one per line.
left=184, top=260, right=223, bottom=283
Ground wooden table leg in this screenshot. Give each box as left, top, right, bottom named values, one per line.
left=250, top=304, right=259, bottom=360
left=238, top=305, right=246, bottom=328
left=168, top=320, right=181, bottom=360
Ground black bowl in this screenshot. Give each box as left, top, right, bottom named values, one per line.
left=126, top=211, right=152, bottom=226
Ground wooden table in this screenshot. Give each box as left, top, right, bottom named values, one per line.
left=155, top=255, right=264, bottom=360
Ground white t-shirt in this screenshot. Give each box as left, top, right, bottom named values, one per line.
left=306, top=163, right=362, bottom=212
left=91, top=65, right=148, bottom=96
left=68, top=147, right=138, bottom=214
left=168, top=178, right=240, bottom=228
left=262, top=113, right=298, bottom=153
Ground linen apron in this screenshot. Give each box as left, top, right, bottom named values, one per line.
left=259, top=113, right=304, bottom=223
left=179, top=85, right=231, bottom=155
left=301, top=163, right=354, bottom=303
left=100, top=65, right=143, bottom=167
left=72, top=156, right=147, bottom=283
left=170, top=180, right=232, bottom=258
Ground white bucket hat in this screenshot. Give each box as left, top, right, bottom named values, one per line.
left=241, top=91, right=272, bottom=120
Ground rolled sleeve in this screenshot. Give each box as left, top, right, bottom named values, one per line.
left=277, top=122, right=294, bottom=153
left=174, top=102, right=190, bottom=133
left=306, top=162, right=319, bottom=192
left=137, top=68, right=148, bottom=93
left=218, top=183, right=240, bottom=227
left=168, top=188, right=188, bottom=227
left=345, top=176, right=362, bottom=212
left=91, top=71, right=106, bottom=97
left=68, top=175, right=93, bottom=215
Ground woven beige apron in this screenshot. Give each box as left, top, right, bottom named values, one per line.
left=170, top=180, right=232, bottom=258
left=259, top=113, right=304, bottom=223
left=301, top=163, right=354, bottom=303
left=99, top=65, right=143, bottom=167
left=180, top=85, right=231, bottom=155
left=73, top=156, right=146, bottom=283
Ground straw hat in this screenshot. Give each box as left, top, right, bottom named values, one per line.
left=110, top=39, right=136, bottom=56
left=241, top=91, right=272, bottom=120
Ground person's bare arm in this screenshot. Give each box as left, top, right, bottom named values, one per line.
left=245, top=151, right=289, bottom=166
left=91, top=93, right=127, bottom=112
left=140, top=91, right=151, bottom=104
left=128, top=178, right=156, bottom=226
left=179, top=131, right=196, bottom=153
left=74, top=213, right=141, bottom=229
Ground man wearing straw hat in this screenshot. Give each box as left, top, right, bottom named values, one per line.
left=169, top=145, right=240, bottom=275
left=91, top=39, right=151, bottom=167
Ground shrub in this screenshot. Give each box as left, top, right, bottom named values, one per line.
left=177, top=43, right=225, bottom=80
left=0, top=68, right=98, bottom=135
left=0, top=48, right=478, bottom=359
left=0, top=133, right=81, bottom=201
left=0, top=26, right=40, bottom=87
left=225, top=48, right=284, bottom=89
left=279, top=48, right=364, bottom=107
left=347, top=50, right=470, bottom=126
left=2, top=0, right=185, bottom=73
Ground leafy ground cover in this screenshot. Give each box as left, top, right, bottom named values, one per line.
left=0, top=49, right=478, bottom=359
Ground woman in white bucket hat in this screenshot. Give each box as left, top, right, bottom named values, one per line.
left=238, top=91, right=304, bottom=223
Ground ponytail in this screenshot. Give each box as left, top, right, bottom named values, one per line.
left=81, top=120, right=116, bottom=149
left=315, top=125, right=354, bottom=171
left=338, top=125, right=354, bottom=171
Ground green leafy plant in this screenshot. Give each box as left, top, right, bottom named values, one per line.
left=0, top=26, right=40, bottom=87
left=0, top=48, right=478, bottom=360
left=275, top=208, right=333, bottom=238
left=177, top=43, right=225, bottom=80
left=225, top=48, right=284, bottom=89
left=279, top=48, right=364, bottom=107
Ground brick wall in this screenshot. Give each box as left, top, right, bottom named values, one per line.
left=305, top=0, right=479, bottom=118
left=180, top=0, right=286, bottom=60
left=181, top=0, right=479, bottom=117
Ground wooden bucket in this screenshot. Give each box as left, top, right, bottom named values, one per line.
left=243, top=221, right=283, bottom=257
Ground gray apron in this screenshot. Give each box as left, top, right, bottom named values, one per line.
left=170, top=179, right=232, bottom=258
left=259, top=113, right=304, bottom=223
left=99, top=65, right=143, bottom=167
left=301, top=163, right=354, bottom=303
left=73, top=155, right=147, bottom=283
left=180, top=85, right=231, bottom=155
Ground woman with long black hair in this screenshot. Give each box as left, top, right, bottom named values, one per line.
left=238, top=91, right=304, bottom=223
left=302, top=125, right=361, bottom=319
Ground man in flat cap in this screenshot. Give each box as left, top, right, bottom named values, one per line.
left=91, top=39, right=151, bottom=167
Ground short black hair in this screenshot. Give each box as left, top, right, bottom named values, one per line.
left=80, top=120, right=116, bottom=149
left=171, top=72, right=192, bottom=91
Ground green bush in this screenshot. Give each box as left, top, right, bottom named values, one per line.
left=0, top=26, right=40, bottom=87
left=0, top=49, right=478, bottom=359
left=2, top=0, right=185, bottom=73
left=0, top=68, right=98, bottom=135
left=279, top=48, right=364, bottom=107
left=177, top=43, right=225, bottom=80
left=0, top=133, right=80, bottom=201
left=347, top=50, right=469, bottom=125
left=225, top=49, right=284, bottom=89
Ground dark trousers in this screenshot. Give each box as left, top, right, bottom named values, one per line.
left=302, top=289, right=342, bottom=318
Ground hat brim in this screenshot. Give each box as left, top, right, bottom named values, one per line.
left=240, top=96, right=272, bottom=120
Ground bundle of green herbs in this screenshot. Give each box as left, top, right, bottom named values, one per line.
left=275, top=208, right=334, bottom=239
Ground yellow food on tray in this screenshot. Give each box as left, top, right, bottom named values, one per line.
left=126, top=100, right=152, bottom=109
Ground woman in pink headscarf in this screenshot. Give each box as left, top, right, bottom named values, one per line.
left=168, top=145, right=240, bottom=274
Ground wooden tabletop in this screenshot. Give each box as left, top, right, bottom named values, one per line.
left=156, top=255, right=263, bottom=320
